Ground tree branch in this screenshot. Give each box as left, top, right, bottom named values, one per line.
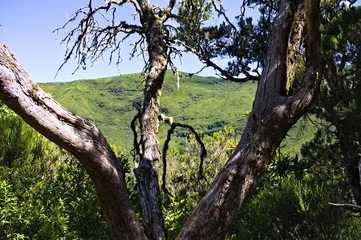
left=289, top=0, right=323, bottom=115
left=53, top=0, right=143, bottom=75
left=177, top=1, right=322, bottom=239
left=172, top=39, right=260, bottom=82
left=203, top=58, right=260, bottom=82
left=210, top=0, right=237, bottom=32
left=328, top=202, right=361, bottom=212
left=131, top=103, right=142, bottom=162
left=161, top=118, right=207, bottom=194
left=285, top=2, right=305, bottom=94
left=0, top=44, right=146, bottom=239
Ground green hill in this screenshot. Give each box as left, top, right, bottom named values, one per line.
left=40, top=71, right=316, bottom=154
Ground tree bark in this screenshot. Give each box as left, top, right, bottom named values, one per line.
left=133, top=2, right=169, bottom=239
left=0, top=0, right=323, bottom=238
left=0, top=45, right=146, bottom=240
left=177, top=0, right=322, bottom=239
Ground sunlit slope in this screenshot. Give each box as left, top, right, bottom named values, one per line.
left=40, top=71, right=316, bottom=154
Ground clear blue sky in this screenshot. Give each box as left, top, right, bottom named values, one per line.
left=0, top=0, right=238, bottom=83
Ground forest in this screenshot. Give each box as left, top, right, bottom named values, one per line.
left=1, top=0, right=361, bottom=239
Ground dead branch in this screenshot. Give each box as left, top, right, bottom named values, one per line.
left=211, top=0, right=237, bottom=32
left=53, top=0, right=143, bottom=75
left=131, top=102, right=142, bottom=162
left=160, top=117, right=207, bottom=194
left=328, top=202, right=361, bottom=213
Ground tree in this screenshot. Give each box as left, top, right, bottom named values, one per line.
left=0, top=0, right=322, bottom=239
left=176, top=0, right=277, bottom=82
left=312, top=4, right=361, bottom=208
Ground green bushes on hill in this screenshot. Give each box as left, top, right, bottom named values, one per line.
left=0, top=102, right=111, bottom=239
left=1, top=101, right=360, bottom=238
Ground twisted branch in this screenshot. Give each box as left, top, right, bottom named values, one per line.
left=130, top=102, right=142, bottom=162
left=53, top=0, right=143, bottom=75
left=160, top=116, right=207, bottom=195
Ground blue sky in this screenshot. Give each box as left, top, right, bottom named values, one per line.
left=0, top=0, right=238, bottom=83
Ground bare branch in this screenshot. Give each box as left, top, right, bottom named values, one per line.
left=53, top=0, right=143, bottom=75
left=135, top=0, right=151, bottom=21
left=211, top=0, right=237, bottom=32
left=172, top=39, right=259, bottom=82
left=328, top=202, right=361, bottom=212
left=129, top=0, right=142, bottom=15
left=167, top=0, right=177, bottom=13
left=131, top=103, right=142, bottom=162
left=129, top=36, right=146, bottom=60
left=203, top=58, right=260, bottom=82
left=161, top=117, right=207, bottom=194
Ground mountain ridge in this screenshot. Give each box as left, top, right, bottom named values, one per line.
left=39, top=71, right=315, bottom=154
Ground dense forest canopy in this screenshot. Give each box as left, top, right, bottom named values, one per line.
left=1, top=0, right=361, bottom=239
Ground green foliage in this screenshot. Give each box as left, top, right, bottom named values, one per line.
left=0, top=180, right=26, bottom=240
left=314, top=5, right=361, bottom=206
left=160, top=126, right=361, bottom=239
left=231, top=126, right=361, bottom=239
left=40, top=72, right=257, bottom=149
left=319, top=6, right=361, bottom=127
left=178, top=0, right=278, bottom=79
left=177, top=0, right=213, bottom=46
left=162, top=126, right=238, bottom=238
left=228, top=121, right=361, bottom=239
left=236, top=145, right=361, bottom=239
left=232, top=174, right=361, bottom=239
left=0, top=102, right=111, bottom=239
left=40, top=72, right=315, bottom=157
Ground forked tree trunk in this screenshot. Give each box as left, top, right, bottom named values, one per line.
left=0, top=45, right=146, bottom=240
left=178, top=0, right=322, bottom=239
left=1, top=0, right=322, bottom=239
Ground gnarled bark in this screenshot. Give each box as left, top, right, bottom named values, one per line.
left=0, top=44, right=146, bottom=240
left=177, top=0, right=322, bottom=239
left=1, top=0, right=323, bottom=239
left=131, top=2, right=171, bottom=240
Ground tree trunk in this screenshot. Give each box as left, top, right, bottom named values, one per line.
left=0, top=0, right=322, bottom=238
left=177, top=0, right=322, bottom=239
left=0, top=45, right=146, bottom=240
left=133, top=5, right=168, bottom=240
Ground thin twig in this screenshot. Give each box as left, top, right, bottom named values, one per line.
left=211, top=0, right=237, bottom=32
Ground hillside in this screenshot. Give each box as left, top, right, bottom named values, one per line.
left=40, top=71, right=316, bottom=154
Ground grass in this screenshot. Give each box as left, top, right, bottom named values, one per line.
left=40, top=71, right=316, bottom=155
